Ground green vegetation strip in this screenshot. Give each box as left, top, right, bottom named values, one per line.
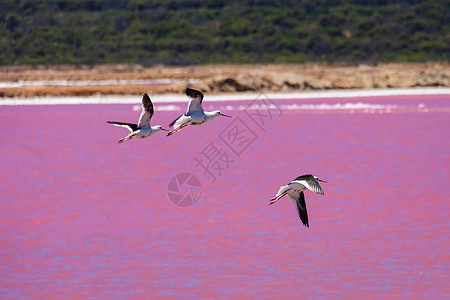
left=1, top=0, right=449, bottom=65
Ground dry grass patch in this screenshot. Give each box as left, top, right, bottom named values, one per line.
left=1, top=63, right=449, bottom=97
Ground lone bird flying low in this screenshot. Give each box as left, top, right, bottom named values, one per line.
left=107, top=93, right=168, bottom=143
left=269, top=174, right=327, bottom=227
left=166, top=88, right=231, bottom=136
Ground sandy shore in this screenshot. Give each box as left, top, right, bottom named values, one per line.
left=0, top=63, right=449, bottom=98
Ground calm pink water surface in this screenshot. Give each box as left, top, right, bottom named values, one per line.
left=0, top=94, right=449, bottom=298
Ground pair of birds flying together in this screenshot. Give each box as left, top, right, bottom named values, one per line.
left=107, top=88, right=230, bottom=143
left=107, top=88, right=326, bottom=228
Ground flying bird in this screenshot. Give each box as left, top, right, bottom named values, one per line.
left=107, top=93, right=168, bottom=143
left=166, top=88, right=231, bottom=136
left=268, top=174, right=327, bottom=227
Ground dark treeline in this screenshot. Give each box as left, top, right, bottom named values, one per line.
left=1, top=0, right=449, bottom=65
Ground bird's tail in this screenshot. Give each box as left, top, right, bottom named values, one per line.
left=276, top=185, right=291, bottom=197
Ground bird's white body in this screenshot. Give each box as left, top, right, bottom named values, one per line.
left=276, top=182, right=308, bottom=201
left=275, top=179, right=324, bottom=199
left=172, top=110, right=223, bottom=128
left=167, top=88, right=230, bottom=136
left=120, top=126, right=164, bottom=140
left=107, top=93, right=167, bottom=143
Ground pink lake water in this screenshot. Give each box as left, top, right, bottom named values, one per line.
left=0, top=93, right=449, bottom=298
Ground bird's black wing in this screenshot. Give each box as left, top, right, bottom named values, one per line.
left=293, top=174, right=314, bottom=181
left=293, top=174, right=324, bottom=195
left=137, top=93, right=154, bottom=128
left=107, top=121, right=138, bottom=132
left=143, top=93, right=154, bottom=115
left=185, top=88, right=204, bottom=115
left=306, top=178, right=324, bottom=195
left=169, top=114, right=183, bottom=127
left=295, top=192, right=309, bottom=228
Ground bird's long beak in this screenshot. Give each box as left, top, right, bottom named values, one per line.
left=220, top=113, right=232, bottom=118
left=160, top=128, right=169, bottom=131
left=318, top=179, right=328, bottom=183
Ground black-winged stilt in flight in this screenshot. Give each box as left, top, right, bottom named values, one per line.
left=269, top=174, right=327, bottom=227
left=166, top=88, right=231, bottom=136
left=107, top=93, right=168, bottom=143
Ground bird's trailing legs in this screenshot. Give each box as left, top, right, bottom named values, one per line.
left=166, top=123, right=189, bottom=136
left=268, top=190, right=290, bottom=205
left=118, top=134, right=135, bottom=143
left=118, top=137, right=130, bottom=143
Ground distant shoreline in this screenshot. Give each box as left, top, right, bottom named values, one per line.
left=2, top=87, right=449, bottom=105
left=1, top=63, right=449, bottom=99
